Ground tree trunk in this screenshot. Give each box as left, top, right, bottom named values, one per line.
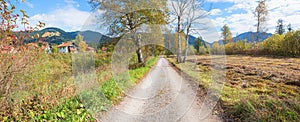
left=136, top=35, right=144, bottom=63
left=183, top=37, right=189, bottom=63
left=255, top=13, right=260, bottom=48
left=177, top=16, right=181, bottom=63
left=183, top=25, right=190, bottom=63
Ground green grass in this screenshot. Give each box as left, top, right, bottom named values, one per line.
left=100, top=56, right=159, bottom=104
left=50, top=56, right=159, bottom=121
left=1, top=54, right=159, bottom=121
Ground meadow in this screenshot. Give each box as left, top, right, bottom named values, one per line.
left=168, top=55, right=300, bottom=121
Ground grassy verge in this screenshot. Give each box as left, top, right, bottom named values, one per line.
left=167, top=56, right=300, bottom=121
left=100, top=56, right=159, bottom=105
left=2, top=52, right=158, bottom=121
left=37, top=56, right=158, bottom=121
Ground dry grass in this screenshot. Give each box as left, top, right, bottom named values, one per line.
left=168, top=55, right=300, bottom=121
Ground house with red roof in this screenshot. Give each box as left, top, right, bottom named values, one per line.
left=58, top=42, right=78, bottom=53
left=86, top=47, right=95, bottom=52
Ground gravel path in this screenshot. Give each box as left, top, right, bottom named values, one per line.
left=99, top=58, right=221, bottom=122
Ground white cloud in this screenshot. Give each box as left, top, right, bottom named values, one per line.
left=25, top=1, right=34, bottom=8
left=80, top=10, right=107, bottom=33
left=209, top=0, right=300, bottom=36
left=64, top=0, right=80, bottom=8
left=206, top=0, right=236, bottom=3
left=28, top=0, right=90, bottom=32
left=210, top=9, right=222, bottom=15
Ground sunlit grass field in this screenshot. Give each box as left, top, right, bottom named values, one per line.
left=168, top=55, right=300, bottom=121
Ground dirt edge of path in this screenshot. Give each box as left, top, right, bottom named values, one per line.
left=167, top=59, right=225, bottom=122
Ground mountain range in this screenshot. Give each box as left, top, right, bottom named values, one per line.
left=27, top=27, right=273, bottom=48
left=28, top=27, right=112, bottom=46
left=233, top=32, right=272, bottom=43
left=188, top=32, right=272, bottom=48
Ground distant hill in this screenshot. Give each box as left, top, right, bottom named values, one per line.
left=26, top=28, right=273, bottom=49
left=163, top=34, right=212, bottom=49
left=187, top=32, right=273, bottom=46
left=187, top=35, right=212, bottom=47
left=28, top=27, right=112, bottom=46
left=78, top=30, right=111, bottom=44
left=233, top=32, right=272, bottom=43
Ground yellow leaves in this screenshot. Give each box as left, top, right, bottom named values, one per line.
left=37, top=21, right=46, bottom=28
left=263, top=34, right=284, bottom=53
left=11, top=5, right=15, bottom=10
left=29, top=110, right=35, bottom=117
left=20, top=9, right=26, bottom=14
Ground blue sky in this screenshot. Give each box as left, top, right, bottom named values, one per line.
left=14, top=0, right=300, bottom=40
left=15, top=0, right=91, bottom=16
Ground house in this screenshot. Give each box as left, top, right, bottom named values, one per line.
left=101, top=47, right=108, bottom=52
left=39, top=41, right=52, bottom=53
left=86, top=47, right=95, bottom=52
left=58, top=42, right=77, bottom=53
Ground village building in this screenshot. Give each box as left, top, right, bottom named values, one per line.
left=101, top=47, right=108, bottom=52
left=57, top=42, right=78, bottom=53
left=86, top=47, right=95, bottom=52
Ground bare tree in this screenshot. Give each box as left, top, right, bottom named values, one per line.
left=182, top=0, right=207, bottom=63
left=171, top=0, right=192, bottom=63
left=171, top=0, right=207, bottom=63
left=254, top=0, right=268, bottom=43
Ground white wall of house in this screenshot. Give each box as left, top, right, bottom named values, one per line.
left=58, top=47, right=68, bottom=53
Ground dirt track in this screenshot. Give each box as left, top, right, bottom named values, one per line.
left=99, top=58, right=221, bottom=122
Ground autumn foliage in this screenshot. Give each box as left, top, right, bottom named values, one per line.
left=0, top=0, right=45, bottom=119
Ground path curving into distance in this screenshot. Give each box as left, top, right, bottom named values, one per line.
left=99, top=58, right=221, bottom=122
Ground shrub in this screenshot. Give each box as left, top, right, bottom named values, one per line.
left=210, top=42, right=225, bottom=55
left=198, top=46, right=209, bottom=55
left=263, top=34, right=285, bottom=55
left=100, top=79, right=123, bottom=102
left=283, top=31, right=300, bottom=56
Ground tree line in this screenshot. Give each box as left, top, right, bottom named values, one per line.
left=202, top=25, right=300, bottom=57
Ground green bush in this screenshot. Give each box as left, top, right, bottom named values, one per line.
left=210, top=42, right=225, bottom=55
left=35, top=97, right=95, bottom=121
left=283, top=31, right=300, bottom=56
left=261, top=31, right=300, bottom=56
left=2, top=96, right=95, bottom=122
left=198, top=46, right=209, bottom=55
left=224, top=40, right=251, bottom=54
left=263, top=34, right=285, bottom=55
left=51, top=45, right=58, bottom=53
left=187, top=45, right=197, bottom=55
left=100, top=79, right=123, bottom=102
left=209, top=30, right=300, bottom=57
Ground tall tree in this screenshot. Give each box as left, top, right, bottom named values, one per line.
left=171, top=0, right=190, bottom=63
left=182, top=0, right=206, bottom=63
left=74, top=34, right=88, bottom=52
left=171, top=0, right=206, bottom=63
left=287, top=23, right=293, bottom=32
left=194, top=36, right=206, bottom=53
left=275, top=19, right=285, bottom=35
left=254, top=0, right=268, bottom=42
left=221, top=24, right=233, bottom=44
left=89, top=0, right=168, bottom=63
